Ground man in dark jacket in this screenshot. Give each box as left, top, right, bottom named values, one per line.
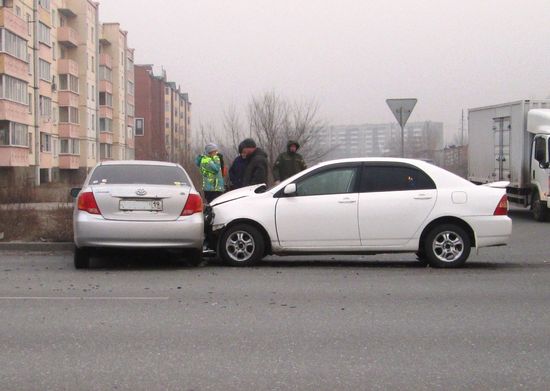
left=241, top=138, right=268, bottom=186
left=273, top=140, right=307, bottom=183
left=228, top=142, right=248, bottom=190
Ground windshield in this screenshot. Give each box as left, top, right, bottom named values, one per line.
left=89, top=165, right=190, bottom=186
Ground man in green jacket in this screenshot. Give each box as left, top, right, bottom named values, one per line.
left=273, top=140, right=307, bottom=184
left=195, top=143, right=225, bottom=203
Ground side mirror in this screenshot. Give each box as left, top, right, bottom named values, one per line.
left=70, top=188, right=82, bottom=198
left=283, top=183, right=297, bottom=195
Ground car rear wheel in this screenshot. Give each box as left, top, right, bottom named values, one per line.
left=74, top=247, right=90, bottom=269
left=423, top=224, right=471, bottom=268
left=219, top=224, right=264, bottom=267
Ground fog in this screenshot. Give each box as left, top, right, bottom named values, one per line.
left=99, top=0, right=550, bottom=143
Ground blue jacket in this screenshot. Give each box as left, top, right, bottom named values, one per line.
left=229, top=155, right=248, bottom=190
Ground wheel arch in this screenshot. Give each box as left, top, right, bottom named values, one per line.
left=419, top=216, right=476, bottom=249
left=218, top=219, right=273, bottom=256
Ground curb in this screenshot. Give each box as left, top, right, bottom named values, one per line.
left=0, top=242, right=74, bottom=252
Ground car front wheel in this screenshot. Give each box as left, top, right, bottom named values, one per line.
left=219, top=224, right=265, bottom=267
left=423, top=224, right=471, bottom=268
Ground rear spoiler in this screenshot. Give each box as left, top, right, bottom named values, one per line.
left=482, top=181, right=509, bottom=189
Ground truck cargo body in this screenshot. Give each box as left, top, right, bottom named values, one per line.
left=468, top=100, right=550, bottom=207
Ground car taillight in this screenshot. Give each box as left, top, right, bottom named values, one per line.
left=77, top=191, right=101, bottom=215
left=493, top=195, right=508, bottom=216
left=181, top=194, right=203, bottom=216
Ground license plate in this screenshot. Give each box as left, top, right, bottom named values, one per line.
left=119, top=199, right=163, bottom=211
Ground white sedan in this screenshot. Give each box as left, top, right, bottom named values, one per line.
left=208, top=158, right=512, bottom=268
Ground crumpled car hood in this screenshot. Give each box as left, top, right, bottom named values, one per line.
left=210, top=184, right=266, bottom=206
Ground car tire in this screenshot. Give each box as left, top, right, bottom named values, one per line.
left=532, top=192, right=550, bottom=222
left=186, top=249, right=203, bottom=267
left=219, top=224, right=265, bottom=267
left=74, top=247, right=90, bottom=269
left=423, top=224, right=471, bottom=268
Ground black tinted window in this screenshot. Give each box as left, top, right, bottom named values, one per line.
left=360, top=165, right=435, bottom=192
left=90, top=165, right=190, bottom=186
left=296, top=167, right=357, bottom=196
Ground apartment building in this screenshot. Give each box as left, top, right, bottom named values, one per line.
left=0, top=0, right=135, bottom=186
left=317, top=121, right=444, bottom=160
left=134, top=64, right=191, bottom=165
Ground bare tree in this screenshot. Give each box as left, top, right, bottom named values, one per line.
left=223, top=104, right=246, bottom=155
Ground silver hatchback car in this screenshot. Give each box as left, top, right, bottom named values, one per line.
left=72, top=160, right=204, bottom=269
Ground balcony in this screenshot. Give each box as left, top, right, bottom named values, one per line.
left=58, top=123, right=80, bottom=139
left=0, top=146, right=29, bottom=167
left=57, top=26, right=79, bottom=48
left=0, top=8, right=28, bottom=39
left=100, top=132, right=113, bottom=144
left=0, top=54, right=30, bottom=81
left=58, top=6, right=77, bottom=18
left=99, top=80, right=112, bottom=94
left=40, top=151, right=53, bottom=168
left=59, top=155, right=80, bottom=170
left=58, top=91, right=79, bottom=107
left=57, top=59, right=79, bottom=76
left=0, top=100, right=32, bottom=125
left=99, top=53, right=112, bottom=69
left=100, top=106, right=113, bottom=119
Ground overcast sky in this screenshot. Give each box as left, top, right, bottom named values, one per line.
left=99, top=0, right=550, bottom=143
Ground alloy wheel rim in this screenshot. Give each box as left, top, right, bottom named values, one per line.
left=432, top=231, right=464, bottom=262
left=226, top=231, right=255, bottom=262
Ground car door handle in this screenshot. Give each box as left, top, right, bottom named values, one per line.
left=414, top=194, right=433, bottom=200
left=338, top=199, right=356, bottom=204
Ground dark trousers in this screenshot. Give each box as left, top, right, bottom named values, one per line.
left=204, top=191, right=223, bottom=204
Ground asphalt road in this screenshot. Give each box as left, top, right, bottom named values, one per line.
left=0, top=209, right=549, bottom=391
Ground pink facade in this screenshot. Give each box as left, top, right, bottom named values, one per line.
left=100, top=132, right=113, bottom=144
left=59, top=123, right=80, bottom=139
left=59, top=155, right=80, bottom=170
left=57, top=59, right=79, bottom=76
left=99, top=80, right=112, bottom=94
left=0, top=101, right=32, bottom=125
left=0, top=55, right=30, bottom=81
left=58, top=91, right=79, bottom=107
left=0, top=8, right=28, bottom=38
left=57, top=26, right=79, bottom=48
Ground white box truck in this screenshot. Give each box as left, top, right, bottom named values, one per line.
left=468, top=100, right=550, bottom=221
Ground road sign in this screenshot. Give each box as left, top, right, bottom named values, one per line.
left=386, top=98, right=418, bottom=158
left=386, top=99, right=417, bottom=128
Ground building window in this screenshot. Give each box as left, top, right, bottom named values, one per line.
left=99, top=92, right=112, bottom=107
left=0, top=75, right=29, bottom=105
left=91, top=56, right=95, bottom=72
left=38, top=23, right=51, bottom=46
left=39, top=0, right=50, bottom=10
left=59, top=74, right=79, bottom=93
left=40, top=132, right=51, bottom=152
left=60, top=138, right=80, bottom=155
left=100, top=118, right=112, bottom=133
left=99, top=66, right=112, bottom=82
left=91, top=85, right=95, bottom=102
left=134, top=118, right=144, bottom=136
left=38, top=59, right=51, bottom=82
left=39, top=95, right=52, bottom=117
left=0, top=121, right=28, bottom=147
left=0, top=29, right=28, bottom=62
left=52, top=42, right=56, bottom=60
left=127, top=103, right=134, bottom=117
left=100, top=143, right=112, bottom=159
left=127, top=80, right=134, bottom=95
left=59, top=106, right=79, bottom=124
left=92, top=114, right=95, bottom=130
left=52, top=137, right=58, bottom=157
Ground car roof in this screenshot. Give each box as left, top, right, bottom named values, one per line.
left=314, top=157, right=433, bottom=168
left=97, top=160, right=180, bottom=167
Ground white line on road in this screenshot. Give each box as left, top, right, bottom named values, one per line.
left=0, top=296, right=170, bottom=300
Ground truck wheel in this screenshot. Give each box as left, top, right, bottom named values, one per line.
left=219, top=224, right=265, bottom=267
left=532, top=192, right=550, bottom=222
left=423, top=224, right=471, bottom=268
left=74, top=247, right=90, bottom=269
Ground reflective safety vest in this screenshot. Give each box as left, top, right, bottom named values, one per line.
left=196, top=154, right=224, bottom=192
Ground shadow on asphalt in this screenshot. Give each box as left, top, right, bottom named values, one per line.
left=84, top=252, right=527, bottom=271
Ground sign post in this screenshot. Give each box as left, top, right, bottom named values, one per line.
left=386, top=99, right=417, bottom=158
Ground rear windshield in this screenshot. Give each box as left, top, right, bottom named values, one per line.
left=89, top=165, right=190, bottom=186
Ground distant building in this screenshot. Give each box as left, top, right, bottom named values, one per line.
left=134, top=65, right=191, bottom=164
left=317, top=121, right=444, bottom=160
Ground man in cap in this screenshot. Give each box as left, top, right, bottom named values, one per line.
left=273, top=140, right=307, bottom=184
left=240, top=138, right=268, bottom=186
left=195, top=143, right=225, bottom=203
left=228, top=141, right=248, bottom=190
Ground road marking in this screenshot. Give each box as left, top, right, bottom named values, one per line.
left=0, top=296, right=170, bottom=300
